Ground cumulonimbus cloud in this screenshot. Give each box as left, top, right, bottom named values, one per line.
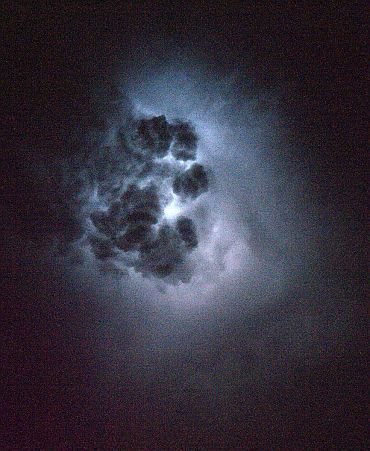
left=59, top=111, right=211, bottom=284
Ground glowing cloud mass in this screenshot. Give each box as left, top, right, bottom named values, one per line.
left=47, top=59, right=313, bottom=306
left=3, top=3, right=365, bottom=449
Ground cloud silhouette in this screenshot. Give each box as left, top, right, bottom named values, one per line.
left=173, top=163, right=209, bottom=199
left=75, top=114, right=210, bottom=282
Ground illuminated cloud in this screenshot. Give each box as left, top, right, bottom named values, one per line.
left=65, top=111, right=211, bottom=283
left=50, top=58, right=310, bottom=302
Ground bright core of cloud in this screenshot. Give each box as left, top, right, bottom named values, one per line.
left=163, top=194, right=182, bottom=220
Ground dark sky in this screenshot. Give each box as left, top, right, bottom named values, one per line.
left=2, top=2, right=367, bottom=449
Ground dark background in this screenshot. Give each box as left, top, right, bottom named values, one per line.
left=2, top=2, right=367, bottom=449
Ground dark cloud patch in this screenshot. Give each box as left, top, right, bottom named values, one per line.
left=90, top=208, right=124, bottom=240
left=132, top=115, right=172, bottom=157
left=136, top=224, right=189, bottom=278
left=121, top=184, right=161, bottom=222
left=90, top=183, right=160, bottom=240
left=88, top=235, right=117, bottom=260
left=173, top=163, right=209, bottom=199
left=176, top=216, right=198, bottom=249
left=170, top=121, right=198, bottom=161
left=118, top=116, right=198, bottom=162
left=115, top=224, right=153, bottom=252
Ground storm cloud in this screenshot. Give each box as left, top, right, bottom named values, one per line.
left=130, top=115, right=172, bottom=157
left=63, top=110, right=210, bottom=283
left=3, top=3, right=365, bottom=449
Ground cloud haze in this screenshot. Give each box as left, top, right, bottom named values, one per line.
left=3, top=4, right=365, bottom=448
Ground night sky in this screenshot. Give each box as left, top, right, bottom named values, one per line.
left=2, top=2, right=367, bottom=449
